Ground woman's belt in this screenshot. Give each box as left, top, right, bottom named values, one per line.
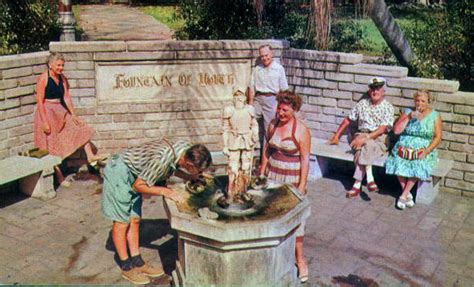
left=44, top=99, right=62, bottom=103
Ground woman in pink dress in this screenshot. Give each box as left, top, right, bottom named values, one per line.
left=34, top=52, right=106, bottom=186
left=259, top=91, right=312, bottom=283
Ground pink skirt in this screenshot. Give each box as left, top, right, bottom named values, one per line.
left=34, top=101, right=95, bottom=159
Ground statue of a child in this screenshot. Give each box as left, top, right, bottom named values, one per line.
left=222, top=90, right=259, bottom=204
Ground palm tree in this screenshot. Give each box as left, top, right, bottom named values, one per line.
left=369, top=0, right=415, bottom=72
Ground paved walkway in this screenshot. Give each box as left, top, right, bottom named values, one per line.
left=77, top=4, right=173, bottom=41
left=0, top=170, right=473, bottom=285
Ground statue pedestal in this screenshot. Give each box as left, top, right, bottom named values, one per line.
left=163, top=183, right=310, bottom=286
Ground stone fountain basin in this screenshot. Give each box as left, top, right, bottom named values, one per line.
left=164, top=175, right=310, bottom=242
left=163, top=175, right=310, bottom=285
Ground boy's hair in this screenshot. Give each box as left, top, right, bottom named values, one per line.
left=185, top=144, right=212, bottom=170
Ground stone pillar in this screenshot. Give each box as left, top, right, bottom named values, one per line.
left=59, top=0, right=76, bottom=41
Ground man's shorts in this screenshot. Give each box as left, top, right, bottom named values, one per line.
left=101, top=155, right=142, bottom=223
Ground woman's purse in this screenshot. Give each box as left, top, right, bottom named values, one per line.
left=397, top=146, right=425, bottom=160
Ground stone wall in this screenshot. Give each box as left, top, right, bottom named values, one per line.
left=0, top=51, right=50, bottom=159
left=0, top=40, right=287, bottom=157
left=1, top=40, right=473, bottom=196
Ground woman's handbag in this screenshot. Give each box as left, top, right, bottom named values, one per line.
left=397, top=146, right=425, bottom=160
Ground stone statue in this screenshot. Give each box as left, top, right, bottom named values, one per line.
left=221, top=90, right=259, bottom=205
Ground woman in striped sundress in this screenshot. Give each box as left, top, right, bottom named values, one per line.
left=259, top=91, right=311, bottom=283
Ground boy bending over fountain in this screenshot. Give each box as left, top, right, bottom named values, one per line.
left=221, top=90, right=259, bottom=205
left=101, top=139, right=212, bottom=284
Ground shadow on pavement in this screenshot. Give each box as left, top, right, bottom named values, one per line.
left=105, top=219, right=178, bottom=275
left=0, top=186, right=29, bottom=208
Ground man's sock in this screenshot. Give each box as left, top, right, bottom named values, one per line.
left=366, top=165, right=374, bottom=183
left=120, top=258, right=133, bottom=271
left=353, top=180, right=362, bottom=189
left=131, top=254, right=145, bottom=267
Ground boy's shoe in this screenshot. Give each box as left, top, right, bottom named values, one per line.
left=135, top=263, right=165, bottom=278
left=122, top=268, right=150, bottom=285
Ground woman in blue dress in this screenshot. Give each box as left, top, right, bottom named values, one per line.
left=385, top=90, right=442, bottom=209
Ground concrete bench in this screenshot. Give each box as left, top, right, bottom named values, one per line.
left=0, top=155, right=62, bottom=200
left=309, top=138, right=454, bottom=204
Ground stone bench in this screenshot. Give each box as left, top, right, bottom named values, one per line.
left=0, top=155, right=62, bottom=200
left=309, top=138, right=454, bottom=204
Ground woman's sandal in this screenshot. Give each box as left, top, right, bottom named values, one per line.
left=367, top=181, right=379, bottom=193
left=88, top=154, right=110, bottom=166
left=346, top=187, right=361, bottom=198
left=406, top=193, right=415, bottom=208
left=60, top=180, right=72, bottom=188
left=296, top=260, right=309, bottom=283
left=397, top=196, right=407, bottom=210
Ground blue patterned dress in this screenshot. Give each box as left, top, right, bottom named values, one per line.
left=385, top=110, right=439, bottom=180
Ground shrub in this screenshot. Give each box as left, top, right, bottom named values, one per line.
left=175, top=0, right=311, bottom=48
left=0, top=0, right=60, bottom=55
left=272, top=10, right=309, bottom=49
left=398, top=2, right=472, bottom=88
left=175, top=0, right=258, bottom=40
left=329, top=20, right=368, bottom=52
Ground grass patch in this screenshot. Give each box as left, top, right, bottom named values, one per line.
left=140, top=5, right=184, bottom=31
left=335, top=18, right=418, bottom=56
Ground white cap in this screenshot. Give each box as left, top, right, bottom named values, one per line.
left=368, top=77, right=386, bottom=88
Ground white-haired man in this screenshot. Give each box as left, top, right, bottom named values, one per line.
left=329, top=77, right=394, bottom=198
left=247, top=44, right=289, bottom=139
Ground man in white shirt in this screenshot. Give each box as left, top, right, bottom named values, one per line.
left=247, top=45, right=289, bottom=137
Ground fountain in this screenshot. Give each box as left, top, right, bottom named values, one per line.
left=163, top=90, right=310, bottom=285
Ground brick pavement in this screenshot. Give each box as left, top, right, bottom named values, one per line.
left=77, top=5, right=173, bottom=41
left=0, top=171, right=473, bottom=285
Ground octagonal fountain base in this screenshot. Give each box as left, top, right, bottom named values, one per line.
left=164, top=175, right=310, bottom=286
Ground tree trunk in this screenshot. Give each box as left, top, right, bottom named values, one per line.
left=252, top=0, right=264, bottom=28
left=370, top=0, right=415, bottom=72
left=307, top=0, right=333, bottom=50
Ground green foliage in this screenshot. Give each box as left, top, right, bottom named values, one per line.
left=140, top=5, right=185, bottom=31
left=175, top=0, right=310, bottom=48
left=175, top=0, right=258, bottom=40
left=397, top=1, right=473, bottom=88
left=329, top=20, right=369, bottom=53
left=0, top=0, right=61, bottom=55
left=268, top=8, right=309, bottom=49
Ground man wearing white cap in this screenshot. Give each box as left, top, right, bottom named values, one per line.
left=328, top=77, right=394, bottom=198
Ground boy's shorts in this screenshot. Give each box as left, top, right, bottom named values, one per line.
left=101, top=155, right=142, bottom=223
